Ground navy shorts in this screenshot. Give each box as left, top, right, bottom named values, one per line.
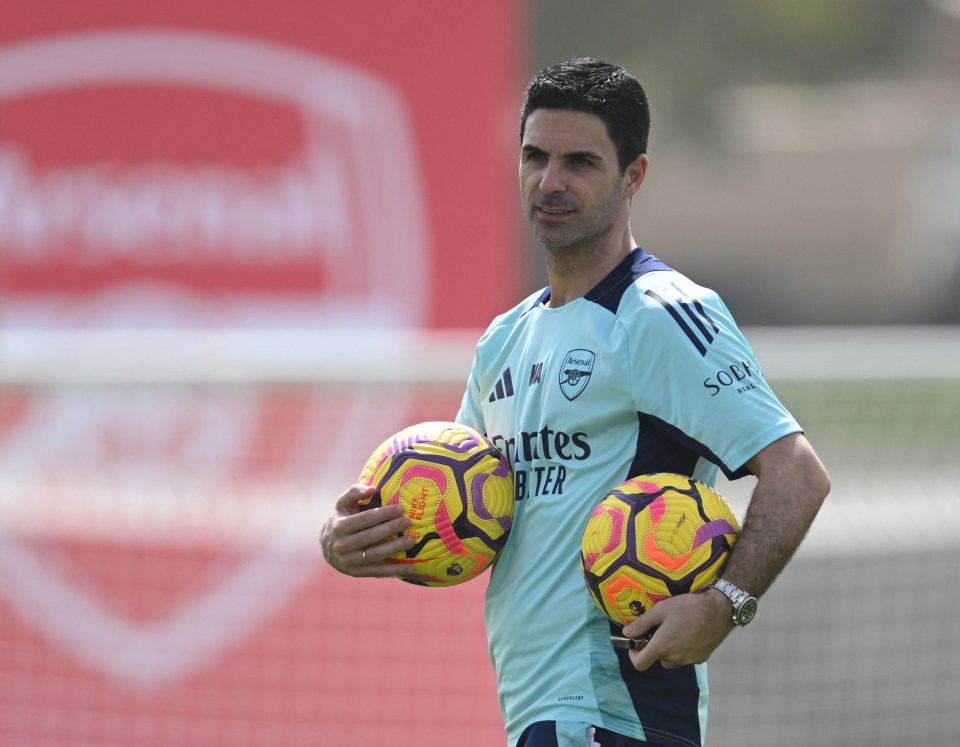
left=517, top=720, right=648, bottom=747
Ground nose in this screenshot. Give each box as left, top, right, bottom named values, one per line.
left=538, top=158, right=566, bottom=194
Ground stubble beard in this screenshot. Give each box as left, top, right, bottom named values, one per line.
left=529, top=184, right=625, bottom=278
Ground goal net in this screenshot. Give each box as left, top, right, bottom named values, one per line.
left=0, top=326, right=958, bottom=747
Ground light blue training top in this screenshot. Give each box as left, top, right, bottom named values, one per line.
left=456, top=247, right=801, bottom=747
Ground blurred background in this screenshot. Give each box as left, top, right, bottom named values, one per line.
left=0, top=2, right=958, bottom=746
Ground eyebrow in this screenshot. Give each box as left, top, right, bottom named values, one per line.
left=521, top=144, right=605, bottom=163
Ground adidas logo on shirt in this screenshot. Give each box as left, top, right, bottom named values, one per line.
left=488, top=367, right=515, bottom=402
left=644, top=282, right=721, bottom=357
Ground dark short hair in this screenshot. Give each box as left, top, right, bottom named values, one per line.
left=519, top=57, right=650, bottom=173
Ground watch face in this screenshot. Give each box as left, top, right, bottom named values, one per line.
left=738, top=598, right=758, bottom=626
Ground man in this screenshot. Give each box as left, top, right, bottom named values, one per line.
left=321, top=58, right=830, bottom=747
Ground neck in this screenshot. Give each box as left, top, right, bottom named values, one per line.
left=544, top=229, right=636, bottom=308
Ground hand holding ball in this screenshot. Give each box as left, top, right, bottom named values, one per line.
left=358, top=422, right=514, bottom=587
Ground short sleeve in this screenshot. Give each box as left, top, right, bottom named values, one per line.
left=626, top=276, right=801, bottom=478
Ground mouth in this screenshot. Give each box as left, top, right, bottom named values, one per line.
left=534, top=204, right=575, bottom=220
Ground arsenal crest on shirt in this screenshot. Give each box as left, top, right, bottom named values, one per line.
left=559, top=349, right=596, bottom=401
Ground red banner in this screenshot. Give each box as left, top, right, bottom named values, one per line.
left=0, top=1, right=521, bottom=331
left=0, top=4, right=523, bottom=745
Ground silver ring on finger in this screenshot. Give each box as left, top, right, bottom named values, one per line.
left=362, top=548, right=369, bottom=564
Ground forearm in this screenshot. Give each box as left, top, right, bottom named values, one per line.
left=622, top=434, right=829, bottom=669
left=721, top=433, right=831, bottom=598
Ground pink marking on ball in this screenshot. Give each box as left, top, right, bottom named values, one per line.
left=399, top=463, right=448, bottom=494
left=599, top=505, right=624, bottom=553
left=631, top=480, right=663, bottom=495
left=434, top=499, right=490, bottom=575
left=584, top=505, right=624, bottom=571
left=648, top=494, right=666, bottom=523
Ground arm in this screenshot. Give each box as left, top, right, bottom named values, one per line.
left=623, top=432, right=830, bottom=670
left=711, top=431, right=831, bottom=598
left=319, top=484, right=417, bottom=578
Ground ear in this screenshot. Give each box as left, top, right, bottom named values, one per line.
left=623, top=153, right=649, bottom=198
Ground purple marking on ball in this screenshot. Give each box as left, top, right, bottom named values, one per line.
left=692, top=520, right=737, bottom=549
left=608, top=487, right=662, bottom=512
left=439, top=433, right=481, bottom=453
left=469, top=461, right=513, bottom=532
left=470, top=473, right=493, bottom=519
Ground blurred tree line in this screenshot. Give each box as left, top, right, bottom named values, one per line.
left=532, top=0, right=926, bottom=143
left=523, top=0, right=960, bottom=324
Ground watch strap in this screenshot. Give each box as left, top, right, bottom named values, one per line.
left=708, top=577, right=758, bottom=626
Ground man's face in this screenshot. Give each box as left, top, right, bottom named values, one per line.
left=520, top=108, right=628, bottom=253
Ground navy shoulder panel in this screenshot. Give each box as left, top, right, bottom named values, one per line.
left=585, top=247, right=671, bottom=314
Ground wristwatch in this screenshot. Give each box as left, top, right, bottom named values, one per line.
left=708, top=577, right=758, bottom=626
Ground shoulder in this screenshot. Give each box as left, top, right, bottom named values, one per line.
left=611, top=261, right=743, bottom=361
left=591, top=251, right=722, bottom=325
left=622, top=266, right=722, bottom=318
left=584, top=247, right=721, bottom=318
